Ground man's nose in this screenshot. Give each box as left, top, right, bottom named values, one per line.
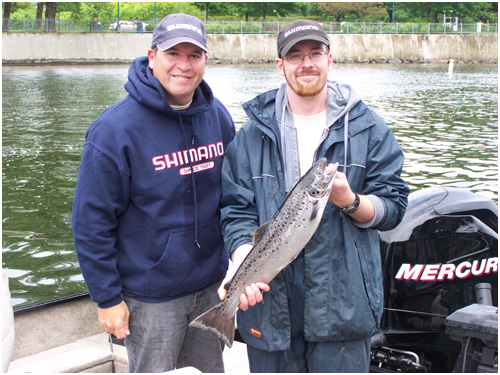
left=301, top=54, right=314, bottom=66
left=177, top=53, right=191, bottom=70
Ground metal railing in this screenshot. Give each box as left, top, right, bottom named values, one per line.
left=206, top=21, right=497, bottom=35
left=2, top=19, right=498, bottom=35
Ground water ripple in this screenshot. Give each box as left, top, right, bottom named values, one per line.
left=2, top=63, right=497, bottom=308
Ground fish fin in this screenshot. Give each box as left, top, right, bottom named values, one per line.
left=189, top=303, right=236, bottom=348
left=310, top=201, right=320, bottom=221
left=251, top=222, right=269, bottom=243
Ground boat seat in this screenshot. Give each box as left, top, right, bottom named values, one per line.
left=7, top=332, right=128, bottom=373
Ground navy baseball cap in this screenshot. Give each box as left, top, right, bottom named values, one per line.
left=151, top=13, right=208, bottom=53
left=277, top=19, right=330, bottom=57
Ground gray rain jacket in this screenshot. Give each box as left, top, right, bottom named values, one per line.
left=220, top=81, right=410, bottom=351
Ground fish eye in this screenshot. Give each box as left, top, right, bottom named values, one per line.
left=316, top=170, right=323, bottom=177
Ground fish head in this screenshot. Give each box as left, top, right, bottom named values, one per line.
left=306, top=158, right=338, bottom=198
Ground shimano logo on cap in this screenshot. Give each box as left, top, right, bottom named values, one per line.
left=284, top=25, right=319, bottom=38
left=167, top=23, right=203, bottom=36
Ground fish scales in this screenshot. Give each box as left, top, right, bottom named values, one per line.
left=225, top=190, right=312, bottom=305
left=189, top=158, right=338, bottom=347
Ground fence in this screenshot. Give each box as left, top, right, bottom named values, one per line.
left=2, top=19, right=498, bottom=35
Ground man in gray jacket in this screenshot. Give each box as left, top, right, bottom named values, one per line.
left=219, top=20, right=409, bottom=372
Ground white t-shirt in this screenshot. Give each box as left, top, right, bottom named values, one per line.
left=292, top=110, right=327, bottom=176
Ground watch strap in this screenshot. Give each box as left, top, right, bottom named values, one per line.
left=341, top=193, right=360, bottom=214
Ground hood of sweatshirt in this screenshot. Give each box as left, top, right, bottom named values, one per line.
left=124, top=56, right=218, bottom=248
left=124, top=56, right=214, bottom=117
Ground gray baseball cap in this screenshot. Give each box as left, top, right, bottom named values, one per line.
left=151, top=13, right=208, bottom=53
left=277, top=19, right=330, bottom=57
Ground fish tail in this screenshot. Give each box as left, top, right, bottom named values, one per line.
left=189, top=303, right=235, bottom=348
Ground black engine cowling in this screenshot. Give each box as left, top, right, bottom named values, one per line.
left=371, top=187, right=498, bottom=373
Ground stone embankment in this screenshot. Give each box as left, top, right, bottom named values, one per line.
left=2, top=32, right=497, bottom=65
left=209, top=56, right=491, bottom=65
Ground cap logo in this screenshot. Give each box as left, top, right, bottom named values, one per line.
left=284, top=25, right=320, bottom=38
left=166, top=23, right=203, bottom=36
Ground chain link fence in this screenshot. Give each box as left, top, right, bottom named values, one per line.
left=3, top=19, right=498, bottom=35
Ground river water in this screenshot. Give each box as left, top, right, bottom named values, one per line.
left=2, top=63, right=498, bottom=308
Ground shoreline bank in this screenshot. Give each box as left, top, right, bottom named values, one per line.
left=3, top=33, right=497, bottom=66
left=3, top=57, right=496, bottom=66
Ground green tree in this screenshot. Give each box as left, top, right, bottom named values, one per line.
left=1, top=2, right=37, bottom=19
left=379, top=2, right=393, bottom=22
left=318, top=3, right=354, bottom=22
left=234, top=3, right=271, bottom=21
left=454, top=2, right=498, bottom=23
left=388, top=2, right=497, bottom=23
left=300, top=2, right=325, bottom=19
left=2, top=1, right=499, bottom=31
left=350, top=2, right=385, bottom=22
left=116, top=2, right=202, bottom=23
left=35, top=2, right=43, bottom=30
left=45, top=2, right=56, bottom=32
left=269, top=3, right=303, bottom=19
left=192, top=3, right=234, bottom=22
left=224, top=2, right=301, bottom=21
left=55, top=3, right=114, bottom=22
left=3, top=2, right=12, bottom=30
left=401, top=2, right=456, bottom=23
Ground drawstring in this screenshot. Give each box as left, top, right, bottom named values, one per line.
left=343, top=112, right=349, bottom=174
left=179, top=115, right=201, bottom=248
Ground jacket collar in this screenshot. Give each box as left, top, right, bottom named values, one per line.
left=243, top=88, right=281, bottom=141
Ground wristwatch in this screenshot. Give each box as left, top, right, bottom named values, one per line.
left=341, top=193, right=360, bottom=215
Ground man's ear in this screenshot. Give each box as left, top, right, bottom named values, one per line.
left=147, top=48, right=155, bottom=70
left=276, top=57, right=285, bottom=77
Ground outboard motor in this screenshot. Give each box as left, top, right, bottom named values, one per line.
left=370, top=187, right=498, bottom=373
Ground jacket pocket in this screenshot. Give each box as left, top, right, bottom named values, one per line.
left=352, top=226, right=383, bottom=329
left=253, top=173, right=284, bottom=225
left=146, top=219, right=225, bottom=297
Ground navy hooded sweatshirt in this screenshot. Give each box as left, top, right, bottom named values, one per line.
left=72, top=56, right=235, bottom=308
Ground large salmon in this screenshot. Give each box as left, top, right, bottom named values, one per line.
left=190, top=158, right=338, bottom=347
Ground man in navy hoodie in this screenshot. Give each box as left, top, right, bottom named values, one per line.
left=72, top=13, right=235, bottom=372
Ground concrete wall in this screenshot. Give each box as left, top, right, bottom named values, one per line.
left=2, top=32, right=498, bottom=64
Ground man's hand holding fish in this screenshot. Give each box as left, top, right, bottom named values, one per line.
left=217, top=243, right=270, bottom=311
left=329, top=170, right=375, bottom=223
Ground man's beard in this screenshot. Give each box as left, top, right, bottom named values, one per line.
left=285, top=67, right=324, bottom=97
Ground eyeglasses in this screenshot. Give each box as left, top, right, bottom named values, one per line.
left=282, top=50, right=328, bottom=65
